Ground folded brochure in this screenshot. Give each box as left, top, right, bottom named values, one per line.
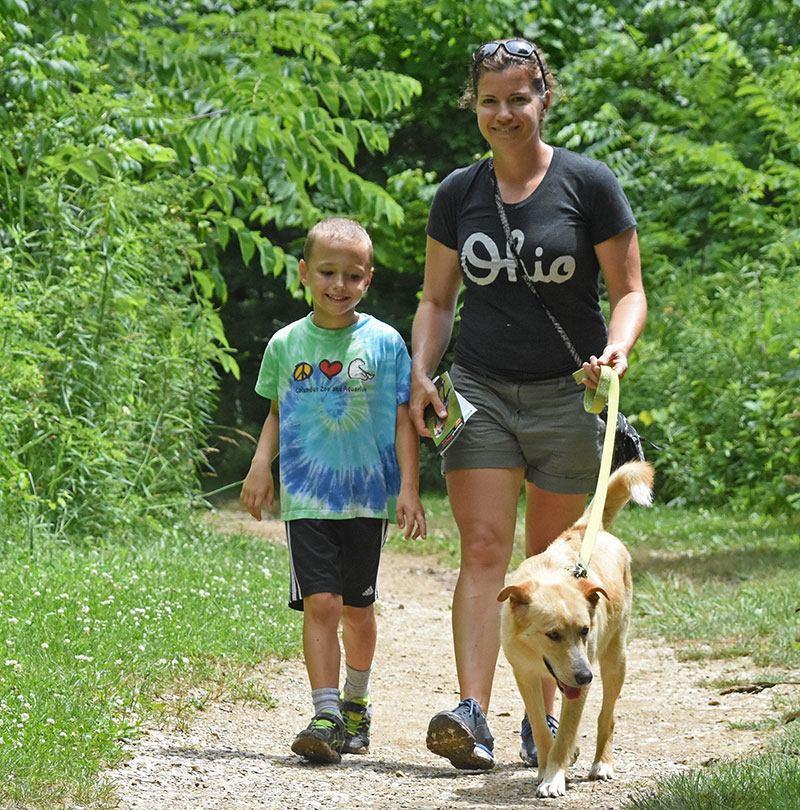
left=425, top=371, right=476, bottom=454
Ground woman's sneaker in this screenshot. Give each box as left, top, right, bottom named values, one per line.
left=291, top=711, right=345, bottom=764
left=520, top=712, right=577, bottom=766
left=426, top=698, right=495, bottom=770
left=341, top=698, right=372, bottom=754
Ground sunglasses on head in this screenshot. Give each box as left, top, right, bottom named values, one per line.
left=472, top=39, right=548, bottom=92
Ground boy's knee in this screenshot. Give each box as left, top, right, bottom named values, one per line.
left=342, top=603, right=375, bottom=628
left=304, top=591, right=342, bottom=620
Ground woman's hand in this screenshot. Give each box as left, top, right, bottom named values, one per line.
left=410, top=370, right=446, bottom=437
left=580, top=344, right=629, bottom=389
left=592, top=228, right=646, bottom=390
left=409, top=236, right=462, bottom=435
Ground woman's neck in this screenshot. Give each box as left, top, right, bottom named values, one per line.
left=492, top=140, right=554, bottom=203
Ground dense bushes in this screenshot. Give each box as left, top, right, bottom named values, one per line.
left=544, top=3, right=800, bottom=509
left=2, top=0, right=798, bottom=533
left=0, top=0, right=421, bottom=543
left=625, top=268, right=800, bottom=509
left=0, top=177, right=225, bottom=542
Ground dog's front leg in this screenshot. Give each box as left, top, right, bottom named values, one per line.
left=535, top=689, right=588, bottom=798
left=512, top=672, right=554, bottom=778
left=589, top=638, right=627, bottom=781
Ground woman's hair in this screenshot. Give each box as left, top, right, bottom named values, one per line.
left=459, top=38, right=554, bottom=110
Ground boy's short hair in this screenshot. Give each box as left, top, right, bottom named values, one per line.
left=303, top=218, right=373, bottom=266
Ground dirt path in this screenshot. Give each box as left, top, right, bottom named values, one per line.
left=104, top=516, right=781, bottom=809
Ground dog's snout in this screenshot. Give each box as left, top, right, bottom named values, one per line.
left=575, top=668, right=593, bottom=686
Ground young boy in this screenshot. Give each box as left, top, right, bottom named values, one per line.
left=240, top=217, right=426, bottom=764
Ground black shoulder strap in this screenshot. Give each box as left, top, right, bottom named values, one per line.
left=489, top=160, right=583, bottom=370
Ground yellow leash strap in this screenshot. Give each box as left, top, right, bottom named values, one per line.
left=570, top=365, right=619, bottom=577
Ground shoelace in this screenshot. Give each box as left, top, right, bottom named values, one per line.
left=522, top=713, right=559, bottom=737
left=342, top=705, right=368, bottom=735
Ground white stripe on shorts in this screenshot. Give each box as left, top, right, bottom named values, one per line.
left=285, top=521, right=301, bottom=605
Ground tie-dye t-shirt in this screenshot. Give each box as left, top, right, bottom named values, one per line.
left=255, top=313, right=411, bottom=521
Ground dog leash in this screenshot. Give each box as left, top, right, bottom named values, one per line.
left=570, top=365, right=619, bottom=578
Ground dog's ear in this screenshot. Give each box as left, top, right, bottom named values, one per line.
left=497, top=584, right=532, bottom=605
left=578, top=580, right=609, bottom=607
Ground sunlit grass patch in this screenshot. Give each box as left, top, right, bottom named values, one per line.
left=0, top=517, right=300, bottom=806
left=624, top=755, right=800, bottom=810
left=624, top=509, right=800, bottom=670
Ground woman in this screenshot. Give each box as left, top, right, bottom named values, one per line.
left=410, top=39, right=646, bottom=770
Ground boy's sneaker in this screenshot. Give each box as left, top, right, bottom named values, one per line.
left=291, top=711, right=345, bottom=764
left=341, top=698, right=372, bottom=754
left=426, top=698, right=495, bottom=770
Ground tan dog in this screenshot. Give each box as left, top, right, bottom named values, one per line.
left=498, top=461, right=654, bottom=797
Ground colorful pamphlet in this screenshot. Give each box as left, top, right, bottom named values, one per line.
left=424, top=371, right=476, bottom=454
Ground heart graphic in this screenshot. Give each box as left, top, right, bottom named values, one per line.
left=319, top=359, right=343, bottom=379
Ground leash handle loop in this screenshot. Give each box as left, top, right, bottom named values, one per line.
left=574, top=365, right=619, bottom=574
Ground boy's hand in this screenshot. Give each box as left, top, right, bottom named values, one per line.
left=396, top=487, right=427, bottom=540
left=240, top=465, right=274, bottom=521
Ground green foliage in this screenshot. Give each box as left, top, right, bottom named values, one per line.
left=543, top=1, right=800, bottom=510
left=0, top=518, right=300, bottom=806
left=4, top=0, right=799, bottom=526
left=1, top=176, right=225, bottom=540
left=335, top=0, right=612, bottom=175
left=625, top=756, right=800, bottom=810
left=0, top=0, right=423, bottom=540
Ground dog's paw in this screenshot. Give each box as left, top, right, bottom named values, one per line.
left=589, top=761, right=615, bottom=781
left=535, top=772, right=567, bottom=797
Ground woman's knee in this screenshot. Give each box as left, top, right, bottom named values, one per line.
left=460, top=528, right=514, bottom=572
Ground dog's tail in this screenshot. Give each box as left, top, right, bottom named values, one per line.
left=575, top=460, right=654, bottom=531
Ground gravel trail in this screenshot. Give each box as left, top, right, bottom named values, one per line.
left=104, top=516, right=779, bottom=809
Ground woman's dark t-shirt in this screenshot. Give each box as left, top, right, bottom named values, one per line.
left=426, top=148, right=636, bottom=381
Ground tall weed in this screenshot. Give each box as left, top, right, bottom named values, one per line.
left=622, top=263, right=800, bottom=511
left=1, top=177, right=228, bottom=542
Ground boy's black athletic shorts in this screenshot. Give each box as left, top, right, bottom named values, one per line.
left=285, top=517, right=388, bottom=612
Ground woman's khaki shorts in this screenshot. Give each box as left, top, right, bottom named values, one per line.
left=442, top=364, right=604, bottom=495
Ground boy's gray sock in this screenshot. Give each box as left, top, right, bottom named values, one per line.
left=312, top=687, right=342, bottom=718
left=341, top=663, right=371, bottom=703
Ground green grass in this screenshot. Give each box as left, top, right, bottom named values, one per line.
left=0, top=515, right=301, bottom=808
left=3, top=497, right=799, bottom=808
left=396, top=494, right=800, bottom=810
left=615, top=507, right=800, bottom=809
left=619, top=507, right=800, bottom=670
left=625, top=755, right=800, bottom=810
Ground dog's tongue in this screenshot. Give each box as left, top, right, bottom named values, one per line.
left=561, top=682, right=583, bottom=700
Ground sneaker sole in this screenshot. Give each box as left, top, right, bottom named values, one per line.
left=291, top=733, right=342, bottom=764
left=426, top=713, right=494, bottom=770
